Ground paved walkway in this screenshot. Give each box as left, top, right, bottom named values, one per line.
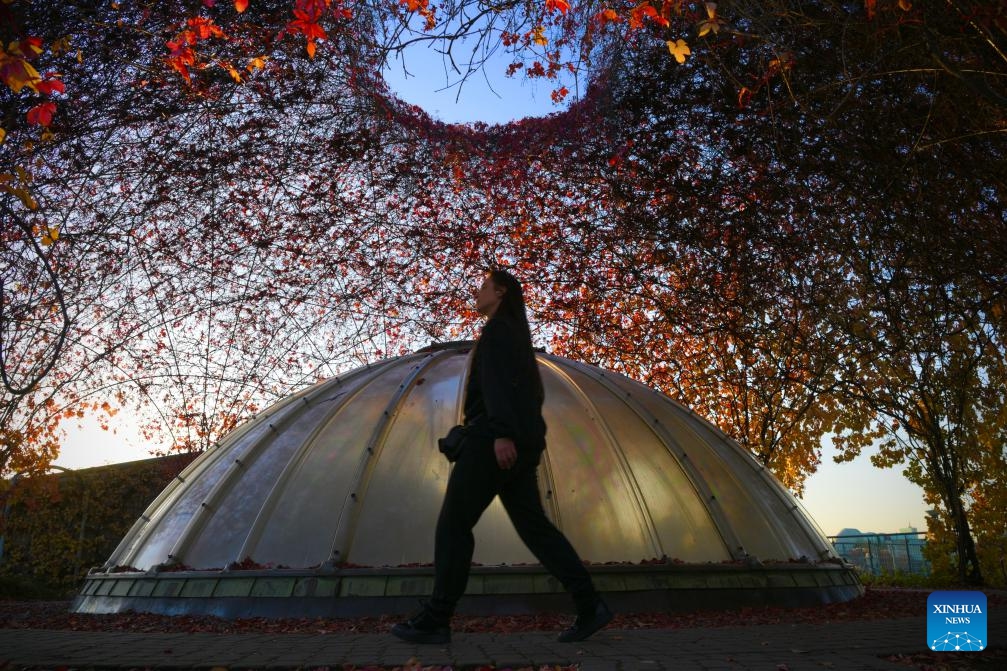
left=2, top=611, right=1004, bottom=671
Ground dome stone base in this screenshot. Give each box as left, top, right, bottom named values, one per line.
left=72, top=563, right=864, bottom=618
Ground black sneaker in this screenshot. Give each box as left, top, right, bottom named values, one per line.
left=391, top=603, right=451, bottom=644
left=557, top=598, right=613, bottom=642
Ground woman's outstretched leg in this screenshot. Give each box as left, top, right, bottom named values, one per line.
left=499, top=455, right=613, bottom=641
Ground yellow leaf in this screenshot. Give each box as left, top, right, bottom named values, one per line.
left=667, top=39, right=691, bottom=64
left=2, top=57, right=42, bottom=93
left=698, top=1, right=722, bottom=37
left=221, top=61, right=242, bottom=83
left=532, top=25, right=548, bottom=47
left=1, top=184, right=37, bottom=210
left=76, top=49, right=83, bottom=64
left=41, top=226, right=59, bottom=246
left=51, top=36, right=72, bottom=56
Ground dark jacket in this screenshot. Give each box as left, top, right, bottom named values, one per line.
left=464, top=316, right=547, bottom=450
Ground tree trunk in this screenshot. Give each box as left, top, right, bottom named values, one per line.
left=946, top=481, right=984, bottom=586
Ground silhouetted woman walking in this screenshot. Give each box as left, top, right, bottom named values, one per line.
left=392, top=270, right=613, bottom=644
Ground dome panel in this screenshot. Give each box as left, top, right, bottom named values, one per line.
left=248, top=357, right=429, bottom=568
left=604, top=369, right=831, bottom=561
left=536, top=359, right=659, bottom=562
left=124, top=403, right=303, bottom=569
left=556, top=365, right=727, bottom=562
left=185, top=391, right=355, bottom=568
left=342, top=352, right=469, bottom=566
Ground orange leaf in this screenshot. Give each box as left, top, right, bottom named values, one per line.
left=597, top=8, right=620, bottom=25
left=545, top=0, right=570, bottom=15
left=26, top=101, right=56, bottom=127
left=235, top=0, right=249, bottom=11
left=898, top=0, right=911, bottom=10
left=737, top=86, right=752, bottom=108
left=306, top=39, right=316, bottom=58
left=247, top=55, right=268, bottom=72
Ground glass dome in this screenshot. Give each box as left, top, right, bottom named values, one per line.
left=74, top=342, right=861, bottom=617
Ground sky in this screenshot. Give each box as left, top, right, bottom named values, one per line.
left=379, top=22, right=578, bottom=125
left=49, top=35, right=931, bottom=540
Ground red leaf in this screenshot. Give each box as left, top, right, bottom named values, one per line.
left=37, top=77, right=65, bottom=96
left=26, top=101, right=56, bottom=127
left=14, top=37, right=44, bottom=60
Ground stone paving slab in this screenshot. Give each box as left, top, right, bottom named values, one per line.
left=1, top=611, right=1004, bottom=670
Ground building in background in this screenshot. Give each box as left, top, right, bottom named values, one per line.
left=831, top=527, right=930, bottom=576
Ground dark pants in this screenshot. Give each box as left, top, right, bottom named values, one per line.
left=430, top=434, right=598, bottom=617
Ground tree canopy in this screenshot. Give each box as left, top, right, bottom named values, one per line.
left=2, top=0, right=1005, bottom=584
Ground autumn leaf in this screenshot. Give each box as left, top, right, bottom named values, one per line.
left=595, top=8, right=620, bottom=26
left=667, top=39, right=690, bottom=64
left=40, top=226, right=60, bottom=246
left=898, top=0, right=911, bottom=10
left=865, top=0, right=877, bottom=19
left=247, top=55, right=268, bottom=72
left=220, top=60, right=242, bottom=82
left=697, top=2, right=722, bottom=37
left=630, top=4, right=669, bottom=30
left=188, top=17, right=225, bottom=41
left=551, top=86, right=569, bottom=103
left=532, top=25, right=548, bottom=47
left=288, top=7, right=328, bottom=58
left=1, top=179, right=37, bottom=210
left=235, top=0, right=249, bottom=12
left=10, top=37, right=44, bottom=60
left=545, top=0, right=570, bottom=15
left=0, top=127, right=5, bottom=144
left=1, top=54, right=42, bottom=93
left=27, top=101, right=56, bottom=127
left=737, top=86, right=752, bottom=108
left=36, top=75, right=65, bottom=96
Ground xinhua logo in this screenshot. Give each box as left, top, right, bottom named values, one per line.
left=927, top=591, right=987, bottom=652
